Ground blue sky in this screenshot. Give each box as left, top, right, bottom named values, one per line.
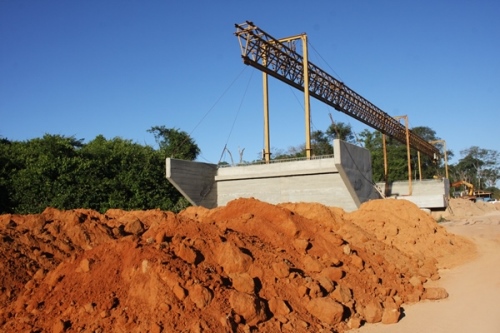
left=1, top=0, right=499, bottom=165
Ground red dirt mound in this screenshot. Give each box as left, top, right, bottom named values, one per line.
left=0, top=198, right=474, bottom=332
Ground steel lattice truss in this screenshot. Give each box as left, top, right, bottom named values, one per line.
left=235, top=21, right=439, bottom=159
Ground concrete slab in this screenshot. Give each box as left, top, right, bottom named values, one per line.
left=377, top=178, right=450, bottom=209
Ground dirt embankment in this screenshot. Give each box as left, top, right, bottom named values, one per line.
left=435, top=198, right=500, bottom=223
left=0, top=198, right=476, bottom=332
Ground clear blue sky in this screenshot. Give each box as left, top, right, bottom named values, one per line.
left=1, top=0, right=499, bottom=165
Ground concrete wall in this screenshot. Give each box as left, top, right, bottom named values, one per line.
left=166, top=158, right=218, bottom=208
left=377, top=178, right=450, bottom=209
left=166, top=140, right=381, bottom=212
left=215, top=140, right=379, bottom=210
left=216, top=157, right=361, bottom=211
left=334, top=140, right=380, bottom=205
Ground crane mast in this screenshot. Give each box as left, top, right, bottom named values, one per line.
left=235, top=21, right=440, bottom=159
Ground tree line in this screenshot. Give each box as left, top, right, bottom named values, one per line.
left=1, top=123, right=498, bottom=214
left=0, top=126, right=199, bottom=214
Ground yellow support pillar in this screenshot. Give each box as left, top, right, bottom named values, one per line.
left=394, top=115, right=412, bottom=196
left=263, top=72, right=271, bottom=164
left=302, top=34, right=311, bottom=159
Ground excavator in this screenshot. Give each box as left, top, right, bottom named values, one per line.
left=450, top=180, right=476, bottom=201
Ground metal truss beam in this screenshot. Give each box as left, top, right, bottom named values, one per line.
left=235, top=21, right=440, bottom=159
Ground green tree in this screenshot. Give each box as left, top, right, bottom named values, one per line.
left=148, top=126, right=200, bottom=160
left=8, top=134, right=84, bottom=213
left=311, top=130, right=333, bottom=156
left=358, top=129, right=410, bottom=182
left=273, top=122, right=354, bottom=159
left=455, top=147, right=499, bottom=189
left=79, top=135, right=182, bottom=212
left=326, top=122, right=356, bottom=143
left=0, top=138, right=16, bottom=213
left=0, top=127, right=200, bottom=214
left=358, top=129, right=384, bottom=181
left=410, top=126, right=442, bottom=179
left=359, top=126, right=446, bottom=182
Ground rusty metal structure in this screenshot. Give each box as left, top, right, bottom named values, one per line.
left=235, top=21, right=440, bottom=159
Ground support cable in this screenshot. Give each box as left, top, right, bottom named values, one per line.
left=188, top=66, right=248, bottom=139
left=218, top=70, right=255, bottom=165
left=171, top=66, right=248, bottom=161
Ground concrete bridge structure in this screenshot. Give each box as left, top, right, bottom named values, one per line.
left=166, top=140, right=449, bottom=211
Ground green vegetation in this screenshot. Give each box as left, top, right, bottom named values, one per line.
left=0, top=127, right=199, bottom=214
left=272, top=122, right=356, bottom=159
left=273, top=122, right=499, bottom=197
left=1, top=123, right=498, bottom=215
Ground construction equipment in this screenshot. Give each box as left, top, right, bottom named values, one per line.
left=474, top=190, right=494, bottom=202
left=450, top=180, right=476, bottom=201
left=234, top=21, right=440, bottom=160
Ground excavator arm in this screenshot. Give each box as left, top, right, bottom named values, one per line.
left=235, top=21, right=440, bottom=159
left=451, top=181, right=474, bottom=196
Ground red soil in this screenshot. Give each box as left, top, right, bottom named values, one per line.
left=0, top=198, right=475, bottom=332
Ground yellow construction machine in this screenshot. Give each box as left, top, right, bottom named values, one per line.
left=450, top=180, right=476, bottom=201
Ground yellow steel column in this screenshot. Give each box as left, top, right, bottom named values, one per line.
left=417, top=151, right=422, bottom=181
left=443, top=141, right=450, bottom=199
left=302, top=34, right=311, bottom=159
left=382, top=133, right=389, bottom=196
left=443, top=141, right=449, bottom=179
left=263, top=72, right=271, bottom=163
left=404, top=116, right=412, bottom=195
left=394, top=115, right=412, bottom=196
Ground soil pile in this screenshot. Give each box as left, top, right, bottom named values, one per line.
left=434, top=198, right=500, bottom=223
left=0, top=198, right=474, bottom=333
left=345, top=199, right=476, bottom=269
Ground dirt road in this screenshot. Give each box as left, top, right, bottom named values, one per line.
left=352, top=215, right=500, bottom=333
